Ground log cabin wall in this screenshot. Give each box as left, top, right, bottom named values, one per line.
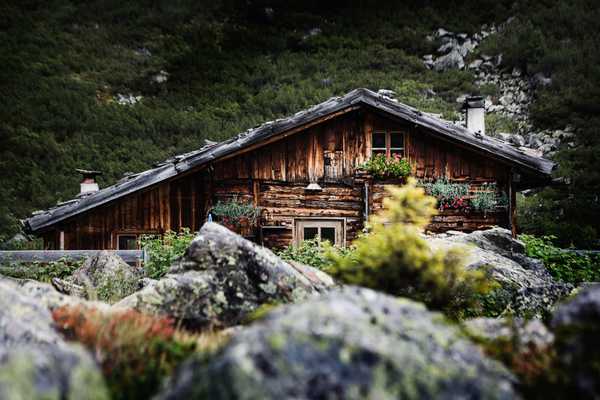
left=40, top=108, right=514, bottom=250
left=45, top=171, right=206, bottom=250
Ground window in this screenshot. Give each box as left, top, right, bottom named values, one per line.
left=117, top=234, right=138, bottom=250
left=371, top=131, right=405, bottom=158
left=294, top=219, right=344, bottom=247
left=371, top=131, right=387, bottom=156
left=114, top=230, right=159, bottom=250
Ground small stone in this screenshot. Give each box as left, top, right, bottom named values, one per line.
left=468, top=59, right=483, bottom=69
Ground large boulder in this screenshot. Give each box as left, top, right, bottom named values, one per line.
left=433, top=48, right=465, bottom=71
left=0, top=280, right=109, bottom=399
left=551, top=284, right=600, bottom=398
left=159, top=286, right=518, bottom=399
left=53, top=251, right=143, bottom=303
left=464, top=317, right=554, bottom=351
left=116, top=222, right=334, bottom=329
left=427, top=228, right=572, bottom=317
left=2, top=276, right=110, bottom=311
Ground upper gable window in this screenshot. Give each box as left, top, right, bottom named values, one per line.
left=371, top=131, right=405, bottom=158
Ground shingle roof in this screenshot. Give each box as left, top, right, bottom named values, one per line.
left=24, top=88, right=555, bottom=233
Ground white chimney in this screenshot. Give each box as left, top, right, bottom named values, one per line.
left=76, top=169, right=102, bottom=196
left=463, top=96, right=485, bottom=136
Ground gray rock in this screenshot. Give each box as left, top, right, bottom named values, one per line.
left=53, top=251, right=143, bottom=303
left=469, top=59, right=483, bottom=69
left=116, top=222, right=334, bottom=329
left=152, top=70, right=169, bottom=84
left=497, top=132, right=512, bottom=142
left=457, top=38, right=475, bottom=57
left=532, top=72, right=552, bottom=87
left=433, top=49, right=464, bottom=71
left=551, top=284, right=600, bottom=398
left=464, top=317, right=554, bottom=350
left=0, top=281, right=109, bottom=399
left=428, top=228, right=573, bottom=317
left=437, top=39, right=457, bottom=54
left=510, top=134, right=525, bottom=147
left=159, top=287, right=518, bottom=400
left=435, top=28, right=451, bottom=37
left=499, top=93, right=514, bottom=106
left=1, top=276, right=110, bottom=311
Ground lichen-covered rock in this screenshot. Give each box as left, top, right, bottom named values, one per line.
left=428, top=228, right=572, bottom=317
left=116, top=222, right=334, bottom=328
left=464, top=317, right=554, bottom=350
left=53, top=251, right=143, bottom=303
left=159, top=287, right=518, bottom=399
left=0, top=280, right=109, bottom=399
left=2, top=276, right=112, bottom=311
left=551, top=284, right=600, bottom=398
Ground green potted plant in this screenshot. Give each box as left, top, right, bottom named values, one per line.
left=211, top=199, right=261, bottom=237
left=359, top=154, right=411, bottom=181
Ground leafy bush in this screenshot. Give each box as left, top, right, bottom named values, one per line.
left=211, top=199, right=261, bottom=226
left=520, top=234, right=600, bottom=284
left=484, top=113, right=520, bottom=137
left=360, top=154, right=411, bottom=179
left=52, top=305, right=226, bottom=400
left=471, top=183, right=507, bottom=213
left=92, top=268, right=142, bottom=304
left=277, top=238, right=355, bottom=270
left=421, top=178, right=470, bottom=211
left=327, top=178, right=496, bottom=319
left=0, top=258, right=81, bottom=282
left=140, top=229, right=195, bottom=279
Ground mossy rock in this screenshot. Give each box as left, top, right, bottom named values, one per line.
left=158, top=287, right=518, bottom=399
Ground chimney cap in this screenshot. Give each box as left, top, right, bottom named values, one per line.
left=462, top=95, right=485, bottom=109
left=76, top=169, right=102, bottom=178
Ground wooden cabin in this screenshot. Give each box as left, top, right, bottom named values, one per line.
left=25, top=89, right=554, bottom=250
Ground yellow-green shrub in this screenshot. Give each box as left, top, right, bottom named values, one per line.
left=327, top=178, right=495, bottom=319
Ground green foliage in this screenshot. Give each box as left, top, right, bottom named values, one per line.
left=211, top=199, right=261, bottom=225
left=0, top=258, right=81, bottom=283
left=421, top=178, right=470, bottom=211
left=471, top=183, right=506, bottom=213
left=360, top=154, right=411, bottom=179
left=327, top=178, right=496, bottom=319
left=277, top=238, right=355, bottom=270
left=1, top=0, right=598, bottom=250
left=93, top=268, right=141, bottom=304
left=479, top=2, right=600, bottom=248
left=484, top=113, right=520, bottom=137
left=1, top=1, right=493, bottom=243
left=140, top=229, right=195, bottom=279
left=520, top=234, right=600, bottom=284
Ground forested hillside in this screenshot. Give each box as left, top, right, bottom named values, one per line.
left=1, top=0, right=598, bottom=247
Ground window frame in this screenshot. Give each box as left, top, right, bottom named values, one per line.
left=112, top=230, right=160, bottom=250
left=116, top=234, right=139, bottom=250
left=294, top=218, right=345, bottom=247
left=371, top=130, right=405, bottom=158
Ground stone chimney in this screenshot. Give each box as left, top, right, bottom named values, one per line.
left=76, top=169, right=102, bottom=196
left=463, top=96, right=485, bottom=136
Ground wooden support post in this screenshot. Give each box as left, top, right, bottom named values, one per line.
left=511, top=181, right=517, bottom=238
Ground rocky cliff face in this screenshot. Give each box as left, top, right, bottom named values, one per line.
left=423, top=21, right=573, bottom=158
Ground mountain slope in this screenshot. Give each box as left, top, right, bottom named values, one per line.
left=1, top=0, right=598, bottom=247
